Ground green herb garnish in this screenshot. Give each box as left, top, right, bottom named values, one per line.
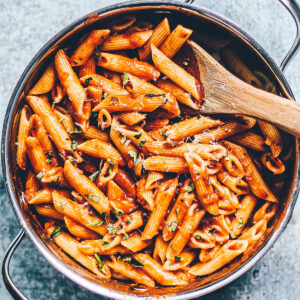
left=123, top=72, right=129, bottom=87
left=175, top=255, right=181, bottom=262
left=90, top=220, right=103, bottom=227
left=85, top=77, right=93, bottom=85
left=166, top=220, right=178, bottom=232
left=107, top=225, right=121, bottom=236
left=69, top=127, right=82, bottom=135
left=108, top=162, right=115, bottom=174
left=161, top=132, right=167, bottom=139
left=145, top=93, right=165, bottom=97
left=185, top=182, right=194, bottom=193
left=46, top=151, right=53, bottom=164
left=139, top=140, right=146, bottom=148
left=175, top=208, right=179, bottom=217
left=238, top=218, right=243, bottom=229
left=51, top=226, right=62, bottom=238
left=71, top=140, right=78, bottom=152
left=36, top=172, right=44, bottom=181
left=224, top=153, right=230, bottom=161
left=195, top=235, right=202, bottom=240
left=209, top=228, right=216, bottom=234
left=94, top=253, right=107, bottom=274
left=89, top=170, right=101, bottom=182
left=85, top=194, right=101, bottom=202
left=121, top=137, right=127, bottom=144
left=61, top=201, right=66, bottom=210
left=58, top=118, right=66, bottom=124
left=266, top=153, right=271, bottom=162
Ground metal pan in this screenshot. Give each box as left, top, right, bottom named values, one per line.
left=2, top=1, right=300, bottom=299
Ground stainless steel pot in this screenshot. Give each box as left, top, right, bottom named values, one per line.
left=2, top=1, right=300, bottom=299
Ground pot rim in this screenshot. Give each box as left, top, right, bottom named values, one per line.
left=2, top=1, right=299, bottom=299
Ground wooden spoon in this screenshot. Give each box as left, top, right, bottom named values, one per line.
left=187, top=40, right=300, bottom=136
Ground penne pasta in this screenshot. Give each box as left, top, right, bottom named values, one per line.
left=26, top=95, right=72, bottom=152
left=16, top=105, right=31, bottom=170
left=35, top=204, right=64, bottom=220
left=223, top=141, right=278, bottom=202
left=64, top=160, right=110, bottom=215
left=156, top=78, right=200, bottom=109
left=143, top=156, right=189, bottom=173
left=229, top=131, right=267, bottom=152
left=133, top=253, right=187, bottom=286
left=159, top=25, right=193, bottom=58
left=166, top=203, right=205, bottom=261
left=78, top=57, right=96, bottom=78
left=77, top=139, right=126, bottom=166
left=189, top=240, right=248, bottom=276
left=126, top=74, right=180, bottom=116
left=70, top=29, right=110, bottom=66
left=118, top=112, right=146, bottom=126
left=101, top=30, right=153, bottom=51
left=139, top=18, right=171, bottom=61
left=29, top=65, right=56, bottom=95
left=149, top=115, right=222, bottom=141
left=151, top=45, right=202, bottom=100
left=106, top=258, right=155, bottom=287
left=142, top=178, right=178, bottom=240
left=55, top=49, right=91, bottom=129
left=45, top=223, right=110, bottom=278
left=97, top=52, right=160, bottom=81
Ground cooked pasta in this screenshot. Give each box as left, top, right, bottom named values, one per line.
left=16, top=16, right=290, bottom=289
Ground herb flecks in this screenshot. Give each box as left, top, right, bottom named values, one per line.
left=51, top=226, right=62, bottom=238
left=185, top=182, right=194, bottom=193
left=85, top=194, right=101, bottom=203
left=166, top=220, right=178, bottom=232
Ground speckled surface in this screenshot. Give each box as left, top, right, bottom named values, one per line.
left=0, top=0, right=300, bottom=299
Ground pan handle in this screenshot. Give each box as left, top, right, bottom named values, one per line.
left=279, top=0, right=300, bottom=71
left=1, top=230, right=27, bottom=300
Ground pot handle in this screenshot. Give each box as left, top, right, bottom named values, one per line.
left=1, top=230, right=27, bottom=300
left=279, top=0, right=300, bottom=71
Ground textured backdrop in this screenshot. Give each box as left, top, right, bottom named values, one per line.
left=0, top=0, right=299, bottom=299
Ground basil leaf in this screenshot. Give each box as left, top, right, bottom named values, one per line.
left=85, top=194, right=101, bottom=202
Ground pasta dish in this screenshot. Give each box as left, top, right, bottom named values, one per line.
left=16, top=15, right=288, bottom=288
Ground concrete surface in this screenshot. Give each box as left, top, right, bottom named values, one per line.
left=0, top=0, right=299, bottom=299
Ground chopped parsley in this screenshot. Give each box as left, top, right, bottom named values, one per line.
left=85, top=194, right=101, bottom=203
left=161, top=132, right=167, bottom=139
left=128, top=150, right=139, bottom=166
left=238, top=218, right=243, bottom=229
left=85, top=77, right=93, bottom=85
left=107, top=224, right=121, bottom=236
left=58, top=117, right=66, bottom=124
left=266, top=153, right=271, bottom=162
left=101, top=212, right=108, bottom=223
left=108, top=162, right=115, bottom=174
left=89, top=170, right=101, bottom=182
left=122, top=231, right=129, bottom=240
left=46, top=151, right=53, bottom=164
left=89, top=220, right=103, bottom=227
left=50, top=226, right=62, bottom=238
left=52, top=176, right=61, bottom=187
left=112, top=208, right=123, bottom=217
left=175, top=208, right=179, bottom=217
left=36, top=172, right=44, bottom=181
left=185, top=182, right=194, bottom=193
left=102, top=241, right=109, bottom=246
left=139, top=140, right=146, bottom=148
left=69, top=127, right=82, bottom=135
left=209, top=228, right=216, bottom=234
left=68, top=156, right=76, bottom=165
left=94, top=253, right=107, bottom=274
left=94, top=45, right=101, bottom=59
left=123, top=72, right=129, bottom=87
left=175, top=255, right=181, bottom=262
left=145, top=93, right=165, bottom=97
left=121, top=137, right=127, bottom=144
left=71, top=140, right=78, bottom=152
left=61, top=201, right=66, bottom=210
left=166, top=220, right=178, bottom=232
left=195, top=235, right=202, bottom=240
left=126, top=218, right=132, bottom=224
left=123, top=257, right=144, bottom=268
left=224, top=153, right=230, bottom=161
left=162, top=98, right=169, bottom=105
left=134, top=133, right=142, bottom=139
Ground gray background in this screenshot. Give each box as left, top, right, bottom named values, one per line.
left=0, top=0, right=299, bottom=299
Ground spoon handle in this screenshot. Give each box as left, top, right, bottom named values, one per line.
left=229, top=79, right=300, bottom=137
